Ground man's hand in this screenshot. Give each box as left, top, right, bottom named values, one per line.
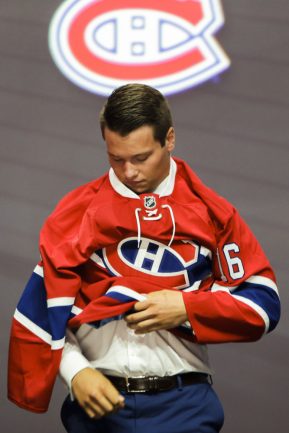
left=71, top=368, right=125, bottom=419
left=125, top=290, right=188, bottom=333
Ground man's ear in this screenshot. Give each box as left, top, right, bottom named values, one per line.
left=166, top=127, right=175, bottom=153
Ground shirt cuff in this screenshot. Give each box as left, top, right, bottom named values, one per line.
left=59, top=350, right=93, bottom=398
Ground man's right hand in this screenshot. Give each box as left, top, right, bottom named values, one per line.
left=71, top=368, right=125, bottom=419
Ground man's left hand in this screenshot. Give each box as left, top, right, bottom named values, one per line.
left=124, top=290, right=188, bottom=333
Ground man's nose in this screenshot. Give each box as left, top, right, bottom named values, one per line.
left=124, top=162, right=138, bottom=179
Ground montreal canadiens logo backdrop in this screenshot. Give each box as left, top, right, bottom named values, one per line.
left=48, top=0, right=230, bottom=96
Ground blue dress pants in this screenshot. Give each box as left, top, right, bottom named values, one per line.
left=61, top=381, right=224, bottom=433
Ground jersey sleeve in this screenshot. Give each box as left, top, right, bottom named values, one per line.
left=7, top=263, right=63, bottom=412
left=182, top=208, right=280, bottom=343
left=7, top=181, right=103, bottom=412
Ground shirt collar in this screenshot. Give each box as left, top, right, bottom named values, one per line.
left=109, top=158, right=177, bottom=199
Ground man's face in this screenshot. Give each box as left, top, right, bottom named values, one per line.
left=105, top=125, right=175, bottom=194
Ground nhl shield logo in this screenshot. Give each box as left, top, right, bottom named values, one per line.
left=144, top=196, right=156, bottom=209
left=48, top=0, right=230, bottom=96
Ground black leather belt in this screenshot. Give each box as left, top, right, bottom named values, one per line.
left=106, top=372, right=211, bottom=393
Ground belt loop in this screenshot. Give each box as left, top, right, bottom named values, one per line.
left=176, top=374, right=183, bottom=391
left=125, top=376, right=130, bottom=392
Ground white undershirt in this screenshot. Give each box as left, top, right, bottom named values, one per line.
left=59, top=159, right=212, bottom=388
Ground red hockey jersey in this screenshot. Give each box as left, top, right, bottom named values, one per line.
left=8, top=158, right=280, bottom=413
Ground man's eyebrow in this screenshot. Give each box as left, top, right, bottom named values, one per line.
left=108, top=151, right=152, bottom=158
left=133, top=151, right=152, bottom=157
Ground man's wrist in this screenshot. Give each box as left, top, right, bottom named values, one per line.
left=59, top=351, right=93, bottom=390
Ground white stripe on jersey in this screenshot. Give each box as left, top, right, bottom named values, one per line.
left=71, top=305, right=83, bottom=316
left=47, top=297, right=75, bottom=308
left=51, top=338, right=66, bottom=350
left=245, top=275, right=279, bottom=295
left=106, top=285, right=147, bottom=302
left=231, top=295, right=270, bottom=333
left=211, top=276, right=278, bottom=296
left=90, top=252, right=106, bottom=268
left=14, top=309, right=66, bottom=350
left=183, top=280, right=202, bottom=292
left=34, top=264, right=44, bottom=277
left=210, top=283, right=237, bottom=293
left=14, top=308, right=52, bottom=345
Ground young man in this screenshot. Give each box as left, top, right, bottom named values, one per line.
left=8, top=84, right=280, bottom=433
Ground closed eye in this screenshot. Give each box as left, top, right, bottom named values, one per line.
left=133, top=152, right=152, bottom=162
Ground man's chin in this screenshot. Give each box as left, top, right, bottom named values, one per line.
left=126, top=181, right=149, bottom=194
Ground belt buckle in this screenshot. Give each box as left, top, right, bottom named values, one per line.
left=125, top=376, right=147, bottom=393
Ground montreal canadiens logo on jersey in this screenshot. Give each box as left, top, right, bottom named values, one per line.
left=92, top=237, right=212, bottom=290
left=48, top=0, right=230, bottom=96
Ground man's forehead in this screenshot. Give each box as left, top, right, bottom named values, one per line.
left=104, top=124, right=157, bottom=143
left=105, top=126, right=161, bottom=157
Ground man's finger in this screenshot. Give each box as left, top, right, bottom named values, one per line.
left=104, top=382, right=125, bottom=408
left=87, top=391, right=124, bottom=418
left=125, top=309, right=155, bottom=324
left=83, top=401, right=105, bottom=419
left=133, top=299, right=150, bottom=311
left=129, top=318, right=157, bottom=333
left=92, top=395, right=114, bottom=413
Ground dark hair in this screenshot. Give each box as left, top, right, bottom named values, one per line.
left=100, top=83, right=173, bottom=147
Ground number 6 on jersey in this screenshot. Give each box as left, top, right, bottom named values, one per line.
left=223, top=243, right=245, bottom=280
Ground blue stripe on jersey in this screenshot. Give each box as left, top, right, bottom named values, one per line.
left=106, top=291, right=137, bottom=303
left=17, top=272, right=50, bottom=333
left=17, top=271, right=72, bottom=342
left=48, top=306, right=74, bottom=341
left=187, top=254, right=212, bottom=286
left=232, top=282, right=280, bottom=332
